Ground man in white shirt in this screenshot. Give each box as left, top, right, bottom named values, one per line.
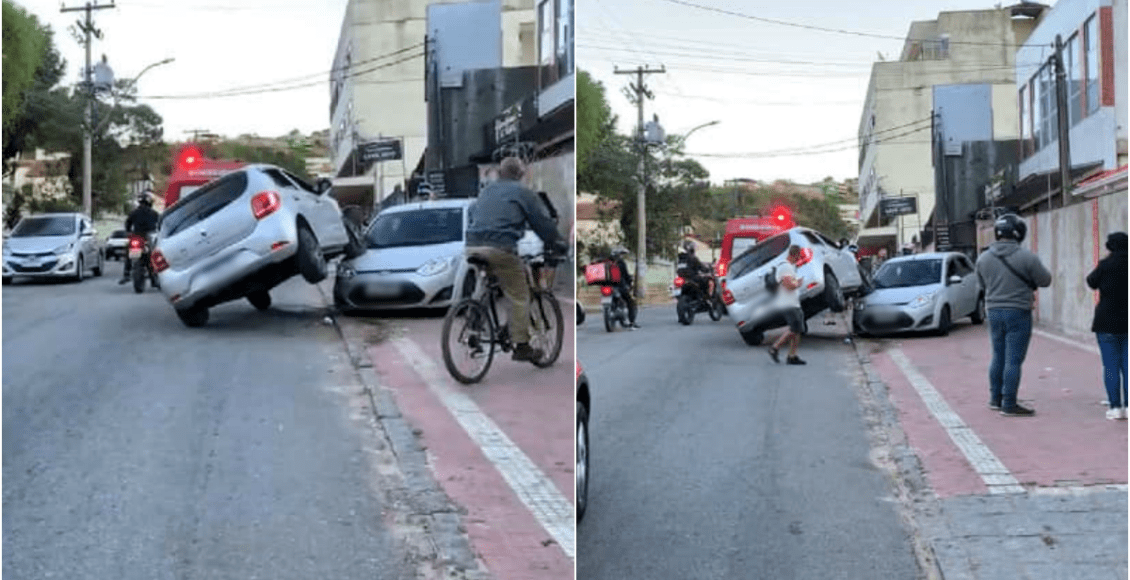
left=768, top=245, right=807, bottom=365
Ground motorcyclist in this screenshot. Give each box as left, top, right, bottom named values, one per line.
left=610, top=246, right=639, bottom=329
left=465, top=157, right=567, bottom=362
left=119, top=192, right=159, bottom=284
left=676, top=240, right=713, bottom=298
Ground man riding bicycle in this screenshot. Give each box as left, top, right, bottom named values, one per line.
left=466, top=157, right=566, bottom=362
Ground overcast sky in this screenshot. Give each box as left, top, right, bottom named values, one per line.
left=16, top=0, right=348, bottom=142
left=578, top=0, right=1042, bottom=185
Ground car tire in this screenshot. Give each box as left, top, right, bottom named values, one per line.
left=247, top=290, right=272, bottom=311
left=741, top=329, right=764, bottom=346
left=576, top=400, right=589, bottom=523
left=576, top=301, right=585, bottom=325
left=341, top=217, right=366, bottom=259
left=296, top=224, right=327, bottom=283
left=936, top=305, right=952, bottom=336
left=176, top=306, right=209, bottom=328
left=74, top=255, right=85, bottom=283
left=824, top=270, right=845, bottom=312
left=970, top=294, right=985, bottom=325
left=92, top=254, right=103, bottom=277
left=708, top=298, right=723, bottom=321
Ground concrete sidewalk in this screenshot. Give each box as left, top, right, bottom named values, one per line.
left=860, top=320, right=1127, bottom=580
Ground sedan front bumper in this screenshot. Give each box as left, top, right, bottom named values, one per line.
left=3, top=252, right=80, bottom=278
left=334, top=269, right=457, bottom=310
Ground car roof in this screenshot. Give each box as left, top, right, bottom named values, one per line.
left=378, top=199, right=474, bottom=214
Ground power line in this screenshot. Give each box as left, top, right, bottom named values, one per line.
left=139, top=50, right=423, bottom=100
left=650, top=90, right=861, bottom=106
left=653, top=0, right=1032, bottom=48
left=687, top=124, right=933, bottom=159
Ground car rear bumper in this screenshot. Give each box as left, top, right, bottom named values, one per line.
left=157, top=223, right=298, bottom=309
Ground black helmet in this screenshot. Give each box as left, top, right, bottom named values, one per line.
left=993, top=213, right=1026, bottom=242
left=682, top=240, right=695, bottom=254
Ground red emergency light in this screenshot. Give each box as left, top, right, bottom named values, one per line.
left=178, top=145, right=203, bottom=170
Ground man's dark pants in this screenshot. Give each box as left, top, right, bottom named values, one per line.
left=988, top=308, right=1033, bottom=408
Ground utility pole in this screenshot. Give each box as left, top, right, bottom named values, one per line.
left=614, top=64, right=664, bottom=301
left=62, top=0, right=116, bottom=217
left=184, top=129, right=212, bottom=143
left=1053, top=34, right=1073, bottom=208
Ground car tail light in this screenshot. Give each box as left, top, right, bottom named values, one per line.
left=251, top=191, right=281, bottom=219
left=795, top=247, right=814, bottom=267
left=806, top=282, right=818, bottom=290
left=674, top=276, right=685, bottom=288
left=722, top=289, right=735, bottom=305
left=715, top=260, right=728, bottom=278
left=271, top=241, right=289, bottom=251
left=151, top=250, right=169, bottom=273
left=576, top=361, right=583, bottom=379
left=600, top=285, right=613, bottom=297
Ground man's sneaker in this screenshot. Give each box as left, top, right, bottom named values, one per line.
left=767, top=347, right=780, bottom=364
left=1106, top=408, right=1123, bottom=420
left=118, top=277, right=129, bottom=285
left=511, top=343, right=544, bottom=362
left=1000, top=404, right=1035, bottom=417
left=988, top=399, right=1002, bottom=410
left=786, top=356, right=807, bottom=366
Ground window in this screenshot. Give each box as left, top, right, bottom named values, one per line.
left=728, top=233, right=791, bottom=281
left=365, top=208, right=464, bottom=248
left=1085, top=15, right=1100, bottom=114
left=1067, top=33, right=1083, bottom=125
left=264, top=168, right=297, bottom=189
left=873, top=259, right=943, bottom=289
left=160, top=172, right=249, bottom=238
left=11, top=216, right=77, bottom=237
left=556, top=0, right=572, bottom=79
left=538, top=0, right=553, bottom=68
left=1031, top=64, right=1058, bottom=151
left=1019, top=84, right=1031, bottom=157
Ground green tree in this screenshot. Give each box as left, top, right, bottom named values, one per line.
left=2, top=0, right=51, bottom=140
left=577, top=70, right=613, bottom=177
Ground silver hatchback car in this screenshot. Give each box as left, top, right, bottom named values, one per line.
left=853, top=252, right=984, bottom=336
left=3, top=213, right=104, bottom=283
left=154, top=165, right=359, bottom=327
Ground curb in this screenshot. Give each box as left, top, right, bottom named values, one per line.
left=846, top=324, right=946, bottom=580
left=313, top=281, right=492, bottom=580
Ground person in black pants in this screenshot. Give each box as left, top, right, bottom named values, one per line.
left=1087, top=231, right=1128, bottom=420
left=611, top=246, right=639, bottom=329
left=119, top=193, right=159, bottom=284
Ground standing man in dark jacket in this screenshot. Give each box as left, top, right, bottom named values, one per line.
left=975, top=213, right=1053, bottom=417
left=1087, top=231, right=1128, bottom=420
left=465, top=157, right=564, bottom=362
left=119, top=192, right=160, bottom=284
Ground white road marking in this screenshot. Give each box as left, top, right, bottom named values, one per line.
left=889, top=349, right=1025, bottom=495
left=391, top=336, right=576, bottom=561
left=1033, top=328, right=1101, bottom=356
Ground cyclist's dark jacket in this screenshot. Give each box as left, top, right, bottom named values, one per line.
left=125, top=206, right=159, bottom=235
left=466, top=179, right=560, bottom=252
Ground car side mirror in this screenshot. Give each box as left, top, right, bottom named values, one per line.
left=948, top=275, right=962, bottom=285
left=316, top=177, right=333, bottom=195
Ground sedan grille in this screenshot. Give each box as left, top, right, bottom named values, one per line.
left=10, top=260, right=58, bottom=273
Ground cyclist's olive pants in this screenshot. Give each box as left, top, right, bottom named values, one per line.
left=466, top=246, right=530, bottom=344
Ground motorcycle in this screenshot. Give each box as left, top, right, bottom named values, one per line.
left=127, top=233, right=160, bottom=294
left=672, top=270, right=724, bottom=325
left=599, top=283, right=631, bottom=332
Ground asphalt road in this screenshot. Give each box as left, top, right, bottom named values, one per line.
left=3, top=273, right=408, bottom=579
left=576, top=304, right=922, bottom=580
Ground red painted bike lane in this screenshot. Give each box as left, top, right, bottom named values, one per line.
left=867, top=322, right=1127, bottom=498
left=363, top=304, right=575, bottom=580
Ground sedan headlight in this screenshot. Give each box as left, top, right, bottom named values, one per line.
left=53, top=243, right=75, bottom=255
left=417, top=256, right=454, bottom=277
left=909, top=290, right=939, bottom=309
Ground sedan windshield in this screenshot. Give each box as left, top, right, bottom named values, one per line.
left=873, top=260, right=943, bottom=289
left=366, top=208, right=463, bottom=249
left=11, top=216, right=75, bottom=237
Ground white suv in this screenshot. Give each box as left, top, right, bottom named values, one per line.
left=722, top=227, right=865, bottom=346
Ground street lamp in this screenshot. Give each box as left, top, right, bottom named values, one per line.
left=674, top=120, right=720, bottom=148
left=83, top=57, right=174, bottom=216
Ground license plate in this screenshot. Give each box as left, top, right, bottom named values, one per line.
left=670, top=287, right=681, bottom=297
left=128, top=248, right=142, bottom=259
left=600, top=295, right=612, bottom=305
left=366, top=283, right=400, bottom=298
left=677, top=262, right=687, bottom=270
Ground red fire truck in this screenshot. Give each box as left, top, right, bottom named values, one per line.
left=713, top=205, right=795, bottom=279
left=163, top=144, right=246, bottom=207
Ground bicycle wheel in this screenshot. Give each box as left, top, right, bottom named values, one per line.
left=442, top=299, right=496, bottom=384
left=528, top=292, right=564, bottom=368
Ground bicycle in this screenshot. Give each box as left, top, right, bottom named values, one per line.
left=441, top=248, right=565, bottom=384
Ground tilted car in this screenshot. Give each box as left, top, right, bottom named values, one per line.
left=722, top=226, right=866, bottom=346
left=334, top=199, right=476, bottom=312
left=853, top=252, right=984, bottom=336
left=153, top=164, right=363, bottom=327
left=3, top=213, right=104, bottom=283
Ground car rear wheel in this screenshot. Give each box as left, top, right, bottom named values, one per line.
left=92, top=254, right=103, bottom=277
left=576, top=400, right=589, bottom=522
left=176, top=306, right=209, bottom=328
left=741, top=329, right=764, bottom=346
left=247, top=290, right=272, bottom=311
left=296, top=225, right=327, bottom=283
left=824, top=270, right=845, bottom=312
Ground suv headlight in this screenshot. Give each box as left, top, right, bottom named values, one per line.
left=417, top=256, right=453, bottom=277
left=909, top=290, right=939, bottom=309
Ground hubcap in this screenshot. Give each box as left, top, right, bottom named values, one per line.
left=576, top=417, right=587, bottom=506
